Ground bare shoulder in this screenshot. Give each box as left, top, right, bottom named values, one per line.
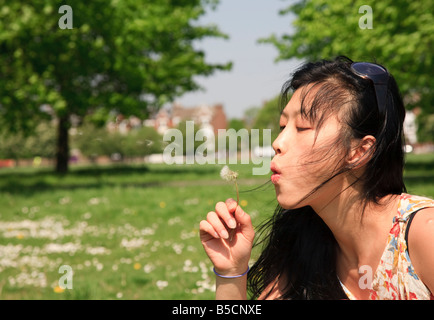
left=410, top=207, right=434, bottom=240
left=408, top=207, right=434, bottom=293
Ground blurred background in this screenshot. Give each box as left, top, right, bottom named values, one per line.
left=0, top=0, right=432, bottom=299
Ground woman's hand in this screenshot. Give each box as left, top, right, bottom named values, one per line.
left=199, top=198, right=255, bottom=276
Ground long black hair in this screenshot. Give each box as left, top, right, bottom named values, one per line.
left=248, top=56, right=407, bottom=300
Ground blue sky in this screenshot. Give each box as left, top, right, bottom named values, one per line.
left=175, top=0, right=301, bottom=119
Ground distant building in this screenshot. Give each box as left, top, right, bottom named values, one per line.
left=143, top=109, right=173, bottom=135
left=107, top=114, right=143, bottom=135
left=144, top=103, right=227, bottom=135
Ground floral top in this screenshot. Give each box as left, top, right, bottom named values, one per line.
left=341, top=193, right=434, bottom=300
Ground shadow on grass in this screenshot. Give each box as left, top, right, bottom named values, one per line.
left=403, top=154, right=434, bottom=188
left=0, top=164, right=151, bottom=178
left=404, top=161, right=434, bottom=173
left=0, top=180, right=169, bottom=196
left=0, top=163, right=220, bottom=195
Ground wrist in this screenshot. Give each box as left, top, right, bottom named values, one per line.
left=213, top=265, right=249, bottom=278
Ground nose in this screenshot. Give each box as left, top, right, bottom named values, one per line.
left=272, top=134, right=283, bottom=155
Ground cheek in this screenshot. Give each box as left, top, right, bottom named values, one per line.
left=299, top=131, right=347, bottom=176
left=301, top=146, right=345, bottom=183
left=277, top=142, right=346, bottom=196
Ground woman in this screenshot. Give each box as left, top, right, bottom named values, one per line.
left=199, top=56, right=434, bottom=300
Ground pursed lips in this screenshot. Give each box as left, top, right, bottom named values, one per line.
left=270, top=162, right=281, bottom=184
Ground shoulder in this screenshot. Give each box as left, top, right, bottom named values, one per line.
left=408, top=206, right=434, bottom=293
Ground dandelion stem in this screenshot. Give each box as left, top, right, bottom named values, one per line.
left=219, top=165, right=240, bottom=243
left=235, top=180, right=239, bottom=206
left=229, top=180, right=240, bottom=242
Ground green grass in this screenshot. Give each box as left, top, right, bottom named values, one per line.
left=0, top=153, right=433, bottom=300
left=0, top=161, right=276, bottom=300
left=404, top=153, right=434, bottom=197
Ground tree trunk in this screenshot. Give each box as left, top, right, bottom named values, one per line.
left=55, top=115, right=70, bottom=174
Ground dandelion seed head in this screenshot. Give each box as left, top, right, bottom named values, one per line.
left=220, top=165, right=238, bottom=182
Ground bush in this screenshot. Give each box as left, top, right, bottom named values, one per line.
left=417, top=113, right=434, bottom=143
left=0, top=122, right=56, bottom=160
left=72, top=123, right=163, bottom=161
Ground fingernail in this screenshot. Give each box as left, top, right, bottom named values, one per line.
left=214, top=232, right=219, bottom=238
left=228, top=219, right=236, bottom=229
left=221, top=229, right=229, bottom=239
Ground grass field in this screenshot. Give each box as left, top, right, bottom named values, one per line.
left=0, top=153, right=433, bottom=300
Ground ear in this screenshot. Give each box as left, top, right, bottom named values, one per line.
left=347, top=135, right=376, bottom=169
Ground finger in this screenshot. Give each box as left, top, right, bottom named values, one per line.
left=215, top=201, right=237, bottom=229
left=199, top=220, right=220, bottom=240
left=207, top=211, right=230, bottom=239
left=234, top=205, right=255, bottom=243
left=225, top=198, right=238, bottom=213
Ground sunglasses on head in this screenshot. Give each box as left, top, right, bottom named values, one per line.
left=350, top=62, right=389, bottom=117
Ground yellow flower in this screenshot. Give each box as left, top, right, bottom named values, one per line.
left=240, top=200, right=248, bottom=207
left=159, top=201, right=166, bottom=208
left=16, top=233, right=24, bottom=240
left=54, top=285, right=65, bottom=293
left=133, top=263, right=141, bottom=270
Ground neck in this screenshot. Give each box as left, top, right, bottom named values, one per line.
left=310, top=177, right=399, bottom=270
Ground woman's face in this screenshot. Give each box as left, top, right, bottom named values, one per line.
left=270, top=86, right=347, bottom=210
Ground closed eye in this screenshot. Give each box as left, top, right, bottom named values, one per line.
left=296, top=127, right=311, bottom=132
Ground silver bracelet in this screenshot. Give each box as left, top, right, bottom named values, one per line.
left=213, top=266, right=249, bottom=279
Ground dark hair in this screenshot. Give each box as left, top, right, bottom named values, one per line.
left=248, top=56, right=407, bottom=300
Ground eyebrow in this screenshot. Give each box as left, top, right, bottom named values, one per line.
left=280, top=108, right=301, bottom=119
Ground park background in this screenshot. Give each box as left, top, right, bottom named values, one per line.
left=0, top=0, right=433, bottom=299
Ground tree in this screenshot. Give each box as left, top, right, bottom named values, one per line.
left=252, top=96, right=281, bottom=144
left=228, top=118, right=246, bottom=131
left=0, top=0, right=231, bottom=173
left=261, top=0, right=434, bottom=120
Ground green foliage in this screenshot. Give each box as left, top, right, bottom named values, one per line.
left=0, top=122, right=56, bottom=159
left=253, top=95, right=281, bottom=141
left=247, top=96, right=282, bottom=147
left=261, top=0, right=434, bottom=115
left=243, top=106, right=260, bottom=130
left=0, top=0, right=231, bottom=171
left=0, top=0, right=231, bottom=122
left=228, top=118, right=246, bottom=131
left=417, top=113, right=434, bottom=143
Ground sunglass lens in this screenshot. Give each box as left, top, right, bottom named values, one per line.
left=352, top=62, right=386, bottom=76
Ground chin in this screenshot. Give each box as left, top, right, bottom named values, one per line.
left=275, top=192, right=305, bottom=210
